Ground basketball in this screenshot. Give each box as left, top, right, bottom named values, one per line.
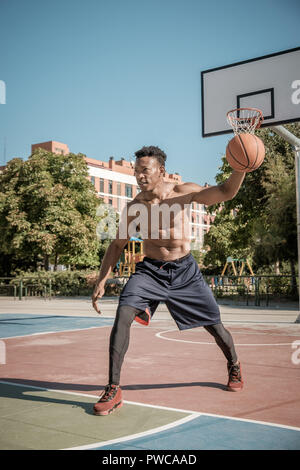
left=225, top=133, right=265, bottom=172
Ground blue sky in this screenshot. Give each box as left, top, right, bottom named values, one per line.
left=0, top=0, right=299, bottom=185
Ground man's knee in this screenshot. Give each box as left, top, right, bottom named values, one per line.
left=204, top=323, right=226, bottom=337
left=115, top=305, right=142, bottom=327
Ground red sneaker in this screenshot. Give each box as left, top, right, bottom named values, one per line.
left=227, top=362, right=243, bottom=392
left=93, top=384, right=123, bottom=416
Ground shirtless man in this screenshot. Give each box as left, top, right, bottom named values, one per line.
left=92, top=145, right=245, bottom=416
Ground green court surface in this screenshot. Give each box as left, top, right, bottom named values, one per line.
left=0, top=382, right=188, bottom=450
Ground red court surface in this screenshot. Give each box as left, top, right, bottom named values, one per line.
left=1, top=317, right=300, bottom=430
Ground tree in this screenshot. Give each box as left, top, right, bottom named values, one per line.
left=0, top=148, right=102, bottom=274
left=203, top=211, right=252, bottom=272
left=203, top=124, right=299, bottom=274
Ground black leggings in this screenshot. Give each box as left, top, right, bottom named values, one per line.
left=109, top=305, right=238, bottom=385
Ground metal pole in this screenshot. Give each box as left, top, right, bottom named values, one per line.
left=19, top=279, right=23, bottom=301
left=294, top=146, right=300, bottom=323
left=270, top=125, right=300, bottom=323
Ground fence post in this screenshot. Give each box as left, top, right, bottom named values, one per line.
left=255, top=277, right=260, bottom=306
left=19, top=279, right=23, bottom=300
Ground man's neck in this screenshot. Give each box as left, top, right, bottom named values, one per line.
left=141, top=181, right=174, bottom=203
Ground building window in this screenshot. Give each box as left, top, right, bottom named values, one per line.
left=108, top=199, right=113, bottom=205
left=117, top=182, right=121, bottom=196
left=125, top=184, right=132, bottom=198
left=100, top=178, right=104, bottom=193
left=108, top=180, right=113, bottom=194
left=90, top=176, right=95, bottom=187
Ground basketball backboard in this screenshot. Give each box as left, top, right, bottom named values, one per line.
left=201, top=47, right=300, bottom=137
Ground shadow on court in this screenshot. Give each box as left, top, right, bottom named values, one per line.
left=0, top=381, right=188, bottom=450
left=0, top=377, right=227, bottom=392
left=0, top=381, right=95, bottom=416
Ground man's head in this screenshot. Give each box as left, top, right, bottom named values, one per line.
left=134, top=146, right=167, bottom=191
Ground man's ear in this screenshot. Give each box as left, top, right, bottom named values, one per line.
left=160, top=165, right=166, bottom=177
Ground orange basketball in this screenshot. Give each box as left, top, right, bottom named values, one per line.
left=226, top=133, right=265, bottom=172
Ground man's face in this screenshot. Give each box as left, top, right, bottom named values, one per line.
left=134, top=156, right=164, bottom=191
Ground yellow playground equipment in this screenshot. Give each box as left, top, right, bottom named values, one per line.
left=118, top=237, right=144, bottom=276
left=221, top=257, right=254, bottom=277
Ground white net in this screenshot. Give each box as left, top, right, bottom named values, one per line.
left=227, top=108, right=263, bottom=135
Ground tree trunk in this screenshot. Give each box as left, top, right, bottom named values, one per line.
left=274, top=260, right=280, bottom=274
left=54, top=253, right=58, bottom=271
left=290, top=259, right=298, bottom=296
left=44, top=254, right=49, bottom=271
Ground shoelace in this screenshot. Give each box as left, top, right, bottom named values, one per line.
left=100, top=385, right=118, bottom=401
left=228, top=365, right=241, bottom=383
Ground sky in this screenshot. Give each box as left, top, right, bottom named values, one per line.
left=0, top=0, right=299, bottom=185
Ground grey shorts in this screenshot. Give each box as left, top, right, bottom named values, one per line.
left=118, top=253, right=221, bottom=330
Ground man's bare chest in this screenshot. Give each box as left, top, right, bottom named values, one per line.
left=127, top=196, right=191, bottom=239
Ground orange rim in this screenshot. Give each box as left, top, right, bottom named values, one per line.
left=227, top=107, right=264, bottom=123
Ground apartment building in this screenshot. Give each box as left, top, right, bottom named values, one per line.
left=29, top=141, right=213, bottom=248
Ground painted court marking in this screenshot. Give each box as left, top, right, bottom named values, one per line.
left=0, top=325, right=109, bottom=340
left=156, top=328, right=295, bottom=346
left=0, top=313, right=114, bottom=339
left=1, top=380, right=299, bottom=451
left=63, top=414, right=200, bottom=450
left=1, top=314, right=300, bottom=449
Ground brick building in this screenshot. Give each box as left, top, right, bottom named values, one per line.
left=1, top=140, right=214, bottom=249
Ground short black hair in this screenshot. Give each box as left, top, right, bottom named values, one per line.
left=134, top=145, right=167, bottom=167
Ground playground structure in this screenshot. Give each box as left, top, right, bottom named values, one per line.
left=221, top=257, right=254, bottom=277
left=118, top=237, right=144, bottom=276
left=215, top=257, right=255, bottom=294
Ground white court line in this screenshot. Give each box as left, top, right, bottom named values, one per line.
left=155, top=328, right=295, bottom=346
left=0, top=379, right=299, bottom=433
left=0, top=325, right=112, bottom=340
left=63, top=413, right=200, bottom=450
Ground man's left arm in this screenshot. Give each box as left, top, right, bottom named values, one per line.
left=177, top=170, right=246, bottom=206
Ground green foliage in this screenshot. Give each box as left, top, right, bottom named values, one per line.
left=11, top=269, right=97, bottom=296
left=203, top=124, right=299, bottom=274
left=190, top=249, right=202, bottom=264
left=203, top=211, right=252, bottom=272
left=0, top=149, right=104, bottom=274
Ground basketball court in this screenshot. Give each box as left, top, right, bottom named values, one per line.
left=1, top=46, right=300, bottom=452
left=0, top=297, right=300, bottom=450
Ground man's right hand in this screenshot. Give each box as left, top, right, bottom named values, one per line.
left=92, top=283, right=105, bottom=315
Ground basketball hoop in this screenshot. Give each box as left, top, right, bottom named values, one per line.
left=227, top=107, right=264, bottom=135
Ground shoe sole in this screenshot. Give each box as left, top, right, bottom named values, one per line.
left=94, top=400, right=123, bottom=416
left=227, top=385, right=243, bottom=392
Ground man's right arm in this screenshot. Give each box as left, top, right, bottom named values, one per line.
left=92, top=237, right=128, bottom=314
left=92, top=200, right=139, bottom=314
